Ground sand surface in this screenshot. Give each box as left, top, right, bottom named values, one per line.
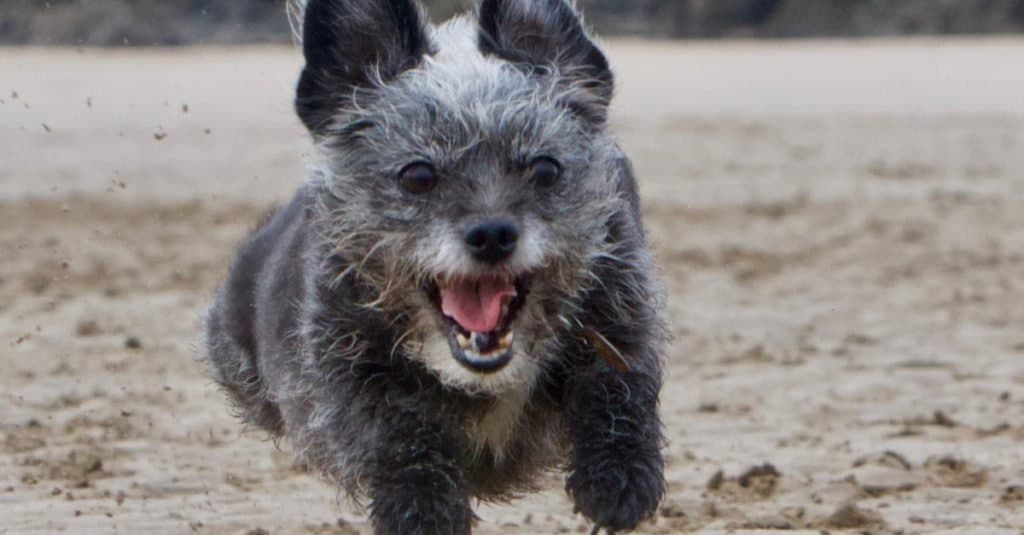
left=3, top=39, right=1024, bottom=534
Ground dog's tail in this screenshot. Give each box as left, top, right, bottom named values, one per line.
left=286, top=0, right=307, bottom=45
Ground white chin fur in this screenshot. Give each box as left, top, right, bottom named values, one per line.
left=416, top=332, right=540, bottom=460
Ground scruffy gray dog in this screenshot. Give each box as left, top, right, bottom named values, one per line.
left=205, top=0, right=666, bottom=532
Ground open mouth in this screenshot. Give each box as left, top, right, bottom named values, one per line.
left=427, top=274, right=529, bottom=374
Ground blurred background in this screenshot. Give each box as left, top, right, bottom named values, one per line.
left=4, top=1, right=1024, bottom=534
left=4, top=0, right=1024, bottom=45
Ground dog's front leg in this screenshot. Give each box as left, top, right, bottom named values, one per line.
left=565, top=365, right=664, bottom=533
left=362, top=409, right=473, bottom=535
left=563, top=254, right=667, bottom=531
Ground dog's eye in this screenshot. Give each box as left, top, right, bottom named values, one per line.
left=398, top=162, right=438, bottom=194
left=528, top=157, right=562, bottom=188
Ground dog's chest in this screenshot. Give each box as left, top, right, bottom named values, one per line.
left=464, top=388, right=529, bottom=461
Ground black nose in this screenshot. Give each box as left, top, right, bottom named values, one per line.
left=464, top=219, right=519, bottom=264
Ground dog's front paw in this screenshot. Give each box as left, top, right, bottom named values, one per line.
left=370, top=490, right=472, bottom=535
left=369, top=463, right=472, bottom=535
left=567, top=449, right=664, bottom=532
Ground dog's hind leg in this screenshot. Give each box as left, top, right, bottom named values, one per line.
left=205, top=309, right=285, bottom=436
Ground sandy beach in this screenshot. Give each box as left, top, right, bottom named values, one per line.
left=2, top=38, right=1024, bottom=533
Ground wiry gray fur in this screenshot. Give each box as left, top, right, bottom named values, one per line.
left=206, top=1, right=666, bottom=533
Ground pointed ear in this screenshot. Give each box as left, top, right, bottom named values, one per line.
left=296, top=0, right=432, bottom=136
left=477, top=0, right=613, bottom=123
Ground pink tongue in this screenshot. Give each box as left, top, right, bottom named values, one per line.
left=440, top=277, right=517, bottom=334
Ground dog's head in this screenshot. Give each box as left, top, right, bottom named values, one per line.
left=296, top=0, right=631, bottom=394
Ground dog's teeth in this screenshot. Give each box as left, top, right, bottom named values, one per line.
left=456, top=333, right=471, bottom=349
left=498, top=331, right=514, bottom=349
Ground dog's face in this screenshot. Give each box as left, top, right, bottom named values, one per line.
left=296, top=0, right=626, bottom=394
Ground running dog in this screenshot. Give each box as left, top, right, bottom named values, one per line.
left=205, top=0, right=666, bottom=532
